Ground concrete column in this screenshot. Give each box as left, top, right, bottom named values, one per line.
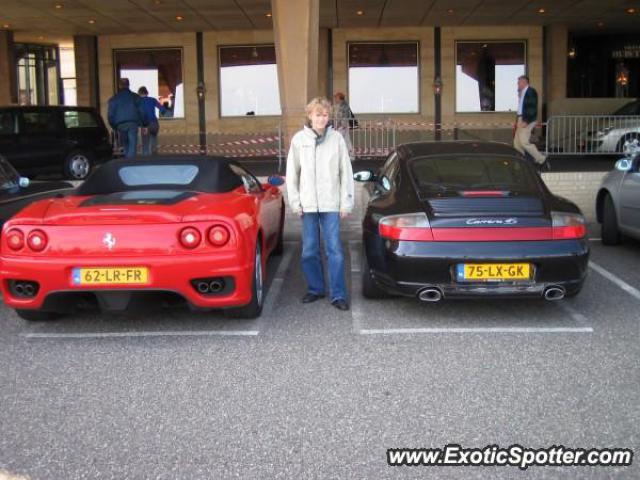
left=271, top=0, right=319, bottom=149
left=74, top=35, right=99, bottom=109
left=0, top=30, right=17, bottom=105
left=545, top=24, right=568, bottom=114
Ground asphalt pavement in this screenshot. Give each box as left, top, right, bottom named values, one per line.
left=0, top=188, right=638, bottom=480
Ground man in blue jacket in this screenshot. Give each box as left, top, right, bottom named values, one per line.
left=514, top=75, right=546, bottom=166
left=108, top=78, right=146, bottom=158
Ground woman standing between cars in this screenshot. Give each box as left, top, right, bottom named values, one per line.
left=333, top=92, right=355, bottom=161
left=137, top=86, right=166, bottom=156
left=286, top=97, right=355, bottom=311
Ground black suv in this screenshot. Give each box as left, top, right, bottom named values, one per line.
left=0, top=106, right=113, bottom=180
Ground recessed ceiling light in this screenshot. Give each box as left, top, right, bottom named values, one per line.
left=447, top=8, right=454, bottom=14
left=597, top=21, right=605, bottom=27
left=88, top=19, right=95, bottom=24
left=266, top=12, right=272, bottom=17
left=175, top=15, right=184, bottom=21
left=627, top=7, right=636, bottom=14
left=356, top=10, right=364, bottom=15
left=537, top=8, right=546, bottom=14
left=54, top=3, right=63, bottom=9
left=153, top=0, right=161, bottom=4
left=38, top=35, right=44, bottom=40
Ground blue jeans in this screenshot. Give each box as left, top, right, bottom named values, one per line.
left=141, top=121, right=159, bottom=156
left=301, top=212, right=347, bottom=302
left=118, top=122, right=139, bottom=158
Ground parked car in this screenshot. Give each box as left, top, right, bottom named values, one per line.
left=355, top=141, right=589, bottom=302
left=584, top=99, right=640, bottom=154
left=0, top=156, right=285, bottom=321
left=0, top=154, right=73, bottom=229
left=0, top=106, right=112, bottom=180
left=596, top=139, right=640, bottom=245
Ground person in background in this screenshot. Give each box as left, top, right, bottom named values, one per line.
left=137, top=86, right=166, bottom=156
left=333, top=92, right=355, bottom=161
left=513, top=75, right=547, bottom=166
left=286, top=97, right=354, bottom=311
left=108, top=78, right=145, bottom=158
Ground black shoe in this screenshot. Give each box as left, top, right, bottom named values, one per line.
left=331, top=299, right=349, bottom=311
left=302, top=293, right=325, bottom=304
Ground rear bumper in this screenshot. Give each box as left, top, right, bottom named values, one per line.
left=364, top=234, right=589, bottom=299
left=0, top=252, right=254, bottom=311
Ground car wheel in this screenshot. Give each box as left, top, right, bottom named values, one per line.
left=362, top=251, right=390, bottom=299
left=64, top=151, right=93, bottom=180
left=16, top=309, right=62, bottom=321
left=272, top=201, right=285, bottom=256
left=601, top=194, right=621, bottom=246
left=616, top=132, right=639, bottom=153
left=224, top=240, right=264, bottom=319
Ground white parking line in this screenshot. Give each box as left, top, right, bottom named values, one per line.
left=261, top=243, right=296, bottom=317
left=21, top=330, right=260, bottom=339
left=358, top=327, right=593, bottom=335
left=589, top=261, right=640, bottom=302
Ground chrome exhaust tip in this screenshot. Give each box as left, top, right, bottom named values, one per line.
left=418, top=287, right=443, bottom=303
left=196, top=281, right=210, bottom=294
left=209, top=280, right=224, bottom=293
left=544, top=286, right=566, bottom=301
left=23, top=283, right=35, bottom=296
left=14, top=283, right=24, bottom=295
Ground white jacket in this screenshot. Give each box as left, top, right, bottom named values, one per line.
left=286, top=126, right=354, bottom=214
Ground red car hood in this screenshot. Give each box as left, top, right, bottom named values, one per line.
left=15, top=191, right=247, bottom=225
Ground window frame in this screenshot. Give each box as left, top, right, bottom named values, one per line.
left=217, top=43, right=282, bottom=119
left=112, top=47, right=185, bottom=121
left=346, top=41, right=421, bottom=115
left=454, top=39, right=528, bottom=114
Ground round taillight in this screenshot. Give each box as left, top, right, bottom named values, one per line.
left=6, top=229, right=24, bottom=251
left=207, top=225, right=230, bottom=247
left=27, top=229, right=48, bottom=252
left=179, top=227, right=202, bottom=249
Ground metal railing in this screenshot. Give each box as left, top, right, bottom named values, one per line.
left=546, top=115, right=640, bottom=155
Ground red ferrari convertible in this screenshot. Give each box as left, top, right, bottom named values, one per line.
left=0, top=157, right=285, bottom=320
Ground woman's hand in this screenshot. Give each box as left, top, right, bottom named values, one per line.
left=340, top=211, right=349, bottom=219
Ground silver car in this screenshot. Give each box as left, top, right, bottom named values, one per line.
left=596, top=140, right=640, bottom=244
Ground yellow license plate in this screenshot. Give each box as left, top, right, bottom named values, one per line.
left=72, top=267, right=149, bottom=285
left=458, top=263, right=531, bottom=282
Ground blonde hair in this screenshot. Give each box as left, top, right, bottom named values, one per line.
left=305, top=97, right=332, bottom=117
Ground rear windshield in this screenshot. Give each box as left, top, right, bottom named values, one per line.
left=409, top=155, right=539, bottom=196
left=119, top=165, right=199, bottom=186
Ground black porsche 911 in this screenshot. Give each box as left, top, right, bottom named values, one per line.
left=355, top=141, right=589, bottom=302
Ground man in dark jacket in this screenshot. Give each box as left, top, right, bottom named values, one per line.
left=108, top=78, right=146, bottom=158
left=514, top=75, right=546, bottom=165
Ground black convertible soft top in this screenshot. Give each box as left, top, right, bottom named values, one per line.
left=76, top=156, right=244, bottom=195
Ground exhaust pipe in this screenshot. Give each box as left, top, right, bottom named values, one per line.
left=209, top=280, right=224, bottom=293
left=418, top=287, right=443, bottom=303
left=14, top=283, right=24, bottom=296
left=544, top=286, right=566, bottom=301
left=23, top=283, right=35, bottom=297
left=196, top=281, right=210, bottom=294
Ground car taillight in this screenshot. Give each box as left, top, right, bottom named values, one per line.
left=27, top=229, right=48, bottom=252
left=379, top=213, right=433, bottom=241
left=551, top=212, right=586, bottom=239
left=6, top=229, right=24, bottom=251
left=179, top=227, right=202, bottom=249
left=207, top=225, right=230, bottom=247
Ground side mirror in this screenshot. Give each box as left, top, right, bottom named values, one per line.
left=615, top=159, right=632, bottom=172
left=354, top=170, right=375, bottom=182
left=18, top=177, right=30, bottom=188
left=267, top=175, right=285, bottom=187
